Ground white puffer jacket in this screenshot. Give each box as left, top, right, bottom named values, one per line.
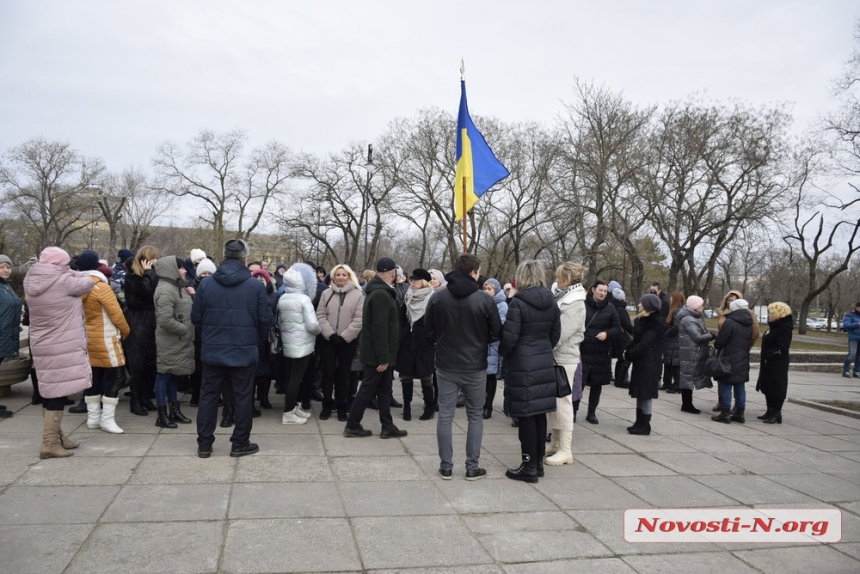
left=277, top=268, right=321, bottom=358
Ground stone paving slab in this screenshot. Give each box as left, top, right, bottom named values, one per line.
left=1, top=372, right=859, bottom=573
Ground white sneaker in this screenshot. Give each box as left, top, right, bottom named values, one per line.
left=293, top=406, right=311, bottom=419
left=282, top=411, right=307, bottom=425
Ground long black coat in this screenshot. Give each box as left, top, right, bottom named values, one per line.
left=714, top=309, right=754, bottom=384
left=757, top=314, right=792, bottom=396
left=123, top=269, right=158, bottom=371
left=625, top=313, right=668, bottom=399
left=662, top=307, right=682, bottom=366
left=395, top=304, right=435, bottom=378
left=500, top=287, right=561, bottom=417
left=609, top=294, right=633, bottom=359
left=580, top=292, right=620, bottom=387
left=255, top=285, right=281, bottom=378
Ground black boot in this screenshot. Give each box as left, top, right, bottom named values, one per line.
left=139, top=395, right=157, bottom=412
left=627, top=408, right=643, bottom=432
left=629, top=413, right=651, bottom=435
left=68, top=397, right=87, bottom=414
left=762, top=411, right=782, bottom=424
left=220, top=400, right=235, bottom=427
left=730, top=407, right=745, bottom=424
left=757, top=409, right=773, bottom=420
left=506, top=453, right=538, bottom=483
left=680, top=389, right=701, bottom=414
left=585, top=410, right=598, bottom=424
left=711, top=409, right=732, bottom=424
left=129, top=392, right=148, bottom=416
left=401, top=379, right=413, bottom=421
left=572, top=400, right=579, bottom=423
left=419, top=381, right=435, bottom=421
left=155, top=406, right=177, bottom=429
left=257, top=379, right=272, bottom=409
left=169, top=402, right=192, bottom=424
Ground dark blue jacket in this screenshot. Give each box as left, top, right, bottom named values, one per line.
left=191, top=259, right=273, bottom=367
left=0, top=278, right=23, bottom=359
left=844, top=309, right=860, bottom=342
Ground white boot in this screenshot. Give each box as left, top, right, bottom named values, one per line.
left=85, top=395, right=102, bottom=429
left=99, top=396, right=124, bottom=434
left=545, top=429, right=560, bottom=456
left=545, top=430, right=573, bottom=466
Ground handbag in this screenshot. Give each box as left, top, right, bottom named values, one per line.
left=268, top=324, right=283, bottom=355
left=704, top=348, right=732, bottom=378
left=555, top=361, right=572, bottom=398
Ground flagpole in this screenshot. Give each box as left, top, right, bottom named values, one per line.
left=462, top=177, right=468, bottom=253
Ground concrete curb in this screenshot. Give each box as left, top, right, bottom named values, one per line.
left=788, top=397, right=860, bottom=419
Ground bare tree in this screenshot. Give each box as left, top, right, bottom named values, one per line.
left=0, top=137, right=105, bottom=251
left=120, top=168, right=174, bottom=251
left=153, top=129, right=291, bottom=249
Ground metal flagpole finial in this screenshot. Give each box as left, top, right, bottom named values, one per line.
left=460, top=58, right=465, bottom=81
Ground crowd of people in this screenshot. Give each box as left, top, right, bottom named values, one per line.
left=0, top=242, right=805, bottom=481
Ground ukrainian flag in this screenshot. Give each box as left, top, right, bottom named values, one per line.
left=454, top=80, right=510, bottom=221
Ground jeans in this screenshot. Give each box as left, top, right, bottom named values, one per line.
left=718, top=381, right=746, bottom=411
left=844, top=339, right=860, bottom=373
left=154, top=372, right=179, bottom=407
left=436, top=367, right=486, bottom=471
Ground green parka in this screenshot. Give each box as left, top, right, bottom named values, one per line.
left=154, top=256, right=195, bottom=375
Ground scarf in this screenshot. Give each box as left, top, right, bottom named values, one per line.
left=554, top=283, right=580, bottom=302
left=406, top=286, right=434, bottom=328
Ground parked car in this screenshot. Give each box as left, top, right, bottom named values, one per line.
left=806, top=318, right=827, bottom=330
left=704, top=310, right=716, bottom=318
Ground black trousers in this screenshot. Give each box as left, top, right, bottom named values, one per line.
left=485, top=374, right=497, bottom=408
left=197, top=363, right=256, bottom=449
left=86, top=367, right=123, bottom=398
left=320, top=338, right=359, bottom=408
left=282, top=354, right=312, bottom=412
left=662, top=364, right=680, bottom=387
left=43, top=397, right=68, bottom=411
left=517, top=413, right=547, bottom=464
left=347, top=365, right=394, bottom=429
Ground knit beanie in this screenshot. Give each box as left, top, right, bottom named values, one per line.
left=190, top=248, right=207, bottom=263
left=608, top=280, right=622, bottom=293
left=252, top=268, right=272, bottom=284
left=223, top=239, right=250, bottom=260
left=196, top=259, right=217, bottom=276
left=686, top=295, right=704, bottom=311
left=640, top=294, right=662, bottom=313
left=76, top=250, right=100, bottom=272
left=39, top=247, right=71, bottom=267
left=612, top=288, right=626, bottom=302
left=0, top=255, right=11, bottom=266
left=730, top=299, right=749, bottom=312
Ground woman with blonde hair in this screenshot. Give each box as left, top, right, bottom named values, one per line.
left=756, top=302, right=793, bottom=424
left=124, top=245, right=160, bottom=416
left=317, top=263, right=364, bottom=421
left=500, top=260, right=561, bottom=483
left=545, top=262, right=586, bottom=466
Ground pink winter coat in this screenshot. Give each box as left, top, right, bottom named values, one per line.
left=23, top=262, right=95, bottom=398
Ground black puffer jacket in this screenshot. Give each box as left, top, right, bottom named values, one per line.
left=500, top=286, right=561, bottom=417
left=123, top=269, right=158, bottom=370
left=395, top=289, right=435, bottom=378
left=625, top=312, right=667, bottom=399
left=662, top=307, right=682, bottom=366
left=757, top=314, right=792, bottom=394
left=424, top=270, right=502, bottom=372
left=714, top=308, right=753, bottom=384
left=579, top=292, right=620, bottom=387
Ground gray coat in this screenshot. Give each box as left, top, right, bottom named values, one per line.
left=154, top=257, right=195, bottom=376
left=677, top=306, right=714, bottom=390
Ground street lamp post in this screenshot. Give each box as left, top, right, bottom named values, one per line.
left=364, top=144, right=374, bottom=268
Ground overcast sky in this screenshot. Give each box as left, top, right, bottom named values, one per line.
left=0, top=1, right=857, bottom=173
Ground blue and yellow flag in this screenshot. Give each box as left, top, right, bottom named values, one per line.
left=454, top=80, right=510, bottom=221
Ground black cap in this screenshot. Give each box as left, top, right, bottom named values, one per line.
left=77, top=250, right=100, bottom=272
left=223, top=239, right=250, bottom=260
left=376, top=257, right=396, bottom=273
left=409, top=268, right=432, bottom=282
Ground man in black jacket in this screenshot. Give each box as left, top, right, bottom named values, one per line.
left=343, top=256, right=408, bottom=439
left=424, top=254, right=502, bottom=481
left=191, top=239, right=273, bottom=458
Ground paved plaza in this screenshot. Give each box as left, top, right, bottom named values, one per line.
left=1, top=370, right=859, bottom=573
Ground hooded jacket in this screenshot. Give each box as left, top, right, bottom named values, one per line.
left=191, top=258, right=272, bottom=367
left=154, top=257, right=195, bottom=375
left=717, top=289, right=760, bottom=345
left=678, top=306, right=714, bottom=390
left=424, top=269, right=502, bottom=373
left=843, top=309, right=860, bottom=342
left=499, top=286, right=561, bottom=417
left=317, top=279, right=363, bottom=343
left=359, top=275, right=399, bottom=366
left=278, top=266, right=322, bottom=358
left=23, top=262, right=94, bottom=398
left=625, top=312, right=668, bottom=399
left=552, top=283, right=586, bottom=365
left=81, top=270, right=130, bottom=368
left=714, top=308, right=754, bottom=384
left=0, top=276, right=23, bottom=359
left=579, top=291, right=621, bottom=387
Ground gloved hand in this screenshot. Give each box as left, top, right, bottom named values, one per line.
left=329, top=334, right=343, bottom=345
